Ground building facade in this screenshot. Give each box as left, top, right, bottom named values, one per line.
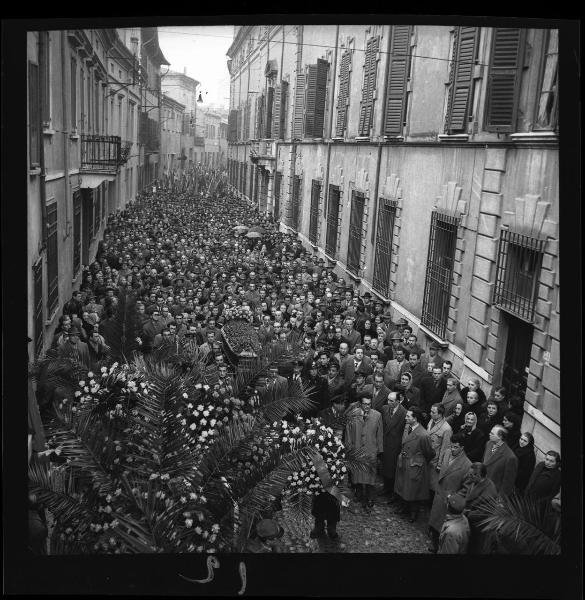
left=198, top=107, right=228, bottom=168
left=161, top=68, right=202, bottom=171
left=226, top=24, right=560, bottom=456
left=27, top=27, right=168, bottom=357
left=160, top=93, right=186, bottom=182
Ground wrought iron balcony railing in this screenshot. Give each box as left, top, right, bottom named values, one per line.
left=80, top=135, right=121, bottom=173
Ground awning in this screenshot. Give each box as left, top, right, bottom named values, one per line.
left=80, top=173, right=117, bottom=189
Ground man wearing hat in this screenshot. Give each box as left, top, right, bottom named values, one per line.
left=422, top=340, right=446, bottom=373
left=57, top=325, right=90, bottom=369
left=437, top=492, right=470, bottom=554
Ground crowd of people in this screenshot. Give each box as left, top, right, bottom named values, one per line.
left=29, top=169, right=561, bottom=554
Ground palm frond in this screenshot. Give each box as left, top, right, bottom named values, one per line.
left=103, top=291, right=142, bottom=362
left=475, top=493, right=561, bottom=555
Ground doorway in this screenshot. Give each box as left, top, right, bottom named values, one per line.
left=501, top=313, right=534, bottom=407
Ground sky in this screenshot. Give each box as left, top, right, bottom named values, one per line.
left=157, top=26, right=234, bottom=110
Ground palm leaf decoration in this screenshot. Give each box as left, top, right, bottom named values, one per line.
left=474, top=492, right=561, bottom=555
left=101, top=291, right=142, bottom=362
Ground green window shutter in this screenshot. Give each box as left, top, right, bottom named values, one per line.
left=446, top=27, right=479, bottom=133
left=305, top=64, right=318, bottom=137
left=485, top=28, right=526, bottom=133
left=383, top=26, right=412, bottom=136
left=359, top=36, right=380, bottom=136
left=292, top=72, right=306, bottom=139
left=335, top=50, right=351, bottom=137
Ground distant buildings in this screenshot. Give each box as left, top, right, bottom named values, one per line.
left=226, top=24, right=560, bottom=456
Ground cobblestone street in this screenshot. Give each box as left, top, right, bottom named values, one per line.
left=277, top=478, right=431, bottom=553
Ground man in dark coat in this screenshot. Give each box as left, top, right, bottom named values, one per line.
left=304, top=361, right=330, bottom=417
left=318, top=393, right=347, bottom=436
left=460, top=462, right=498, bottom=554
left=380, top=392, right=407, bottom=501
left=325, top=362, right=345, bottom=398
left=394, top=407, right=436, bottom=522
left=428, top=432, right=471, bottom=552
left=482, top=425, right=519, bottom=497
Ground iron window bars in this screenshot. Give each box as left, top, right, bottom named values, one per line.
left=494, top=229, right=545, bottom=323
left=421, top=211, right=459, bottom=339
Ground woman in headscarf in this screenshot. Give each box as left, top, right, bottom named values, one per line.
left=514, top=431, right=537, bottom=494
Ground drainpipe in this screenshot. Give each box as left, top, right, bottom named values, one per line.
left=61, top=30, right=71, bottom=240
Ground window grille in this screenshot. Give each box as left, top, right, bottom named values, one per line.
left=274, top=171, right=282, bottom=219
left=33, top=259, right=44, bottom=358
left=347, top=191, right=365, bottom=275
left=494, top=229, right=544, bottom=323
left=309, top=179, right=321, bottom=244
left=421, top=211, right=459, bottom=339
left=73, top=191, right=82, bottom=276
left=46, top=202, right=59, bottom=315
left=372, top=197, right=398, bottom=297
left=326, top=185, right=341, bottom=258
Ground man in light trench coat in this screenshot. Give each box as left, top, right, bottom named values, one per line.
left=345, top=395, right=383, bottom=512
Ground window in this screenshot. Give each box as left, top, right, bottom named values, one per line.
left=46, top=201, right=59, bottom=315
left=291, top=175, right=302, bottom=231
left=71, top=58, right=77, bottom=130
left=305, top=59, right=329, bottom=138
left=73, top=191, right=82, bottom=276
left=534, top=29, right=558, bottom=130
left=94, top=78, right=100, bottom=134
left=33, top=259, right=44, bottom=357
left=421, top=211, right=459, bottom=339
left=274, top=171, right=282, bottom=220
left=485, top=28, right=526, bottom=133
left=309, top=179, right=321, bottom=244
left=358, top=37, right=380, bottom=136
left=326, top=184, right=341, bottom=258
left=444, top=27, right=480, bottom=134
left=335, top=50, right=351, bottom=137
left=493, top=229, right=544, bottom=323
left=347, top=191, right=366, bottom=275
left=28, top=62, right=40, bottom=167
left=80, top=70, right=86, bottom=133
left=372, top=197, right=398, bottom=297
left=383, top=26, right=412, bottom=137
left=128, top=101, right=136, bottom=141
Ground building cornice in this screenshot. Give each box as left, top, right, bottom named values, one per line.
left=227, top=26, right=252, bottom=58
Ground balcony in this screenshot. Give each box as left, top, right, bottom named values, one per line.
left=250, top=140, right=275, bottom=163
left=80, top=135, right=122, bottom=174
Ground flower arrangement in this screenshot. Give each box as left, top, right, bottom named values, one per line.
left=221, top=319, right=262, bottom=355
left=222, top=304, right=254, bottom=323
left=280, top=418, right=347, bottom=497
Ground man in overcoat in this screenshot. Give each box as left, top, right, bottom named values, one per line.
left=482, top=425, right=519, bottom=496
left=344, top=396, right=383, bottom=511
left=437, top=494, right=470, bottom=554
left=57, top=325, right=90, bottom=370
left=426, top=403, right=453, bottom=495
left=394, top=407, right=436, bottom=522
left=460, top=462, right=498, bottom=554
left=380, top=392, right=407, bottom=501
left=428, top=432, right=471, bottom=552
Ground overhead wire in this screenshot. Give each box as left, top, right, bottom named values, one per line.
left=155, top=26, right=517, bottom=70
